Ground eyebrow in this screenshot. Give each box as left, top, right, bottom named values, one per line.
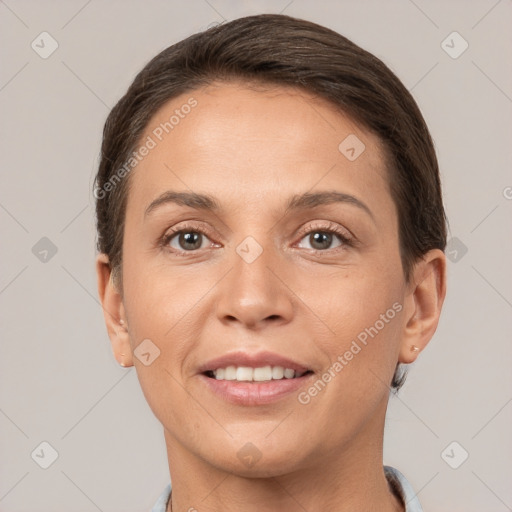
left=144, top=190, right=374, bottom=221
left=286, top=191, right=374, bottom=220
left=144, top=190, right=220, bottom=217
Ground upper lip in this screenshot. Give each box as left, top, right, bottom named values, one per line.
left=198, top=351, right=311, bottom=374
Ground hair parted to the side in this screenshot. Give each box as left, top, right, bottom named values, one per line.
left=94, top=14, right=447, bottom=390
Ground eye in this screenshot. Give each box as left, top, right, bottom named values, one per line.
left=169, top=231, right=209, bottom=251
left=161, top=224, right=217, bottom=253
left=296, top=222, right=352, bottom=252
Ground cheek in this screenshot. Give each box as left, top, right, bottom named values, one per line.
left=297, top=273, right=405, bottom=429
left=121, top=261, right=208, bottom=428
left=303, top=263, right=405, bottom=379
left=122, top=235, right=204, bottom=334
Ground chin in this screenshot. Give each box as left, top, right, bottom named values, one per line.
left=203, top=435, right=312, bottom=478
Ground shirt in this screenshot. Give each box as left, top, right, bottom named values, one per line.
left=150, top=465, right=423, bottom=511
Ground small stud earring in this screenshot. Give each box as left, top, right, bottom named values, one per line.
left=410, top=345, right=419, bottom=353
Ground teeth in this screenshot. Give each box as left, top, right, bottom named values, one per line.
left=272, top=366, right=284, bottom=379
left=283, top=368, right=295, bottom=379
left=236, top=366, right=253, bottom=381
left=213, top=365, right=305, bottom=382
left=253, top=366, right=272, bottom=381
left=224, top=366, right=237, bottom=380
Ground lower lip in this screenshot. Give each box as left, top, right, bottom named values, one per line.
left=198, top=373, right=313, bottom=405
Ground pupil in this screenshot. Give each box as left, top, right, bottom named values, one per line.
left=180, top=232, right=201, bottom=250
left=311, top=232, right=331, bottom=250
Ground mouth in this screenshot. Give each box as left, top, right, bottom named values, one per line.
left=197, top=351, right=315, bottom=405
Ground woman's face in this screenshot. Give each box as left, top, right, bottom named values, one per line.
left=110, top=82, right=426, bottom=475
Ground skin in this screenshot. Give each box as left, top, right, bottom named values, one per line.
left=96, top=81, right=446, bottom=512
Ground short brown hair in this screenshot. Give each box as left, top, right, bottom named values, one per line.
left=94, top=14, right=447, bottom=389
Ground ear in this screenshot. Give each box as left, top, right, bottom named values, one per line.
left=398, top=249, right=447, bottom=364
left=95, top=253, right=133, bottom=367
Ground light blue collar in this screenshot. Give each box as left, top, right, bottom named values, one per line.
left=384, top=466, right=424, bottom=511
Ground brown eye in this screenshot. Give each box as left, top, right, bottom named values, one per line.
left=309, top=232, right=337, bottom=250
left=297, top=229, right=347, bottom=251
left=165, top=230, right=210, bottom=251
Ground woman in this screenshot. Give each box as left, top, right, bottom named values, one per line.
left=94, top=14, right=446, bottom=512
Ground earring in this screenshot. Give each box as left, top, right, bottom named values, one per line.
left=410, top=345, right=420, bottom=353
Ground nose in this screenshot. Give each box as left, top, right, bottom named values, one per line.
left=215, top=242, right=294, bottom=330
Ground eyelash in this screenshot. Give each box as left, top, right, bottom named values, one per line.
left=159, top=221, right=354, bottom=256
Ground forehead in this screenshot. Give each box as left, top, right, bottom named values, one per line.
left=127, top=81, right=393, bottom=217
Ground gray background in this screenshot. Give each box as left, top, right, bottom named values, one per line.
left=1, top=0, right=511, bottom=510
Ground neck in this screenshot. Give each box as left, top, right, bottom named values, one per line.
left=163, top=402, right=404, bottom=512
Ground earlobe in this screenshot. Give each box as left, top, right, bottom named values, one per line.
left=95, top=253, right=134, bottom=367
left=398, top=249, right=447, bottom=364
